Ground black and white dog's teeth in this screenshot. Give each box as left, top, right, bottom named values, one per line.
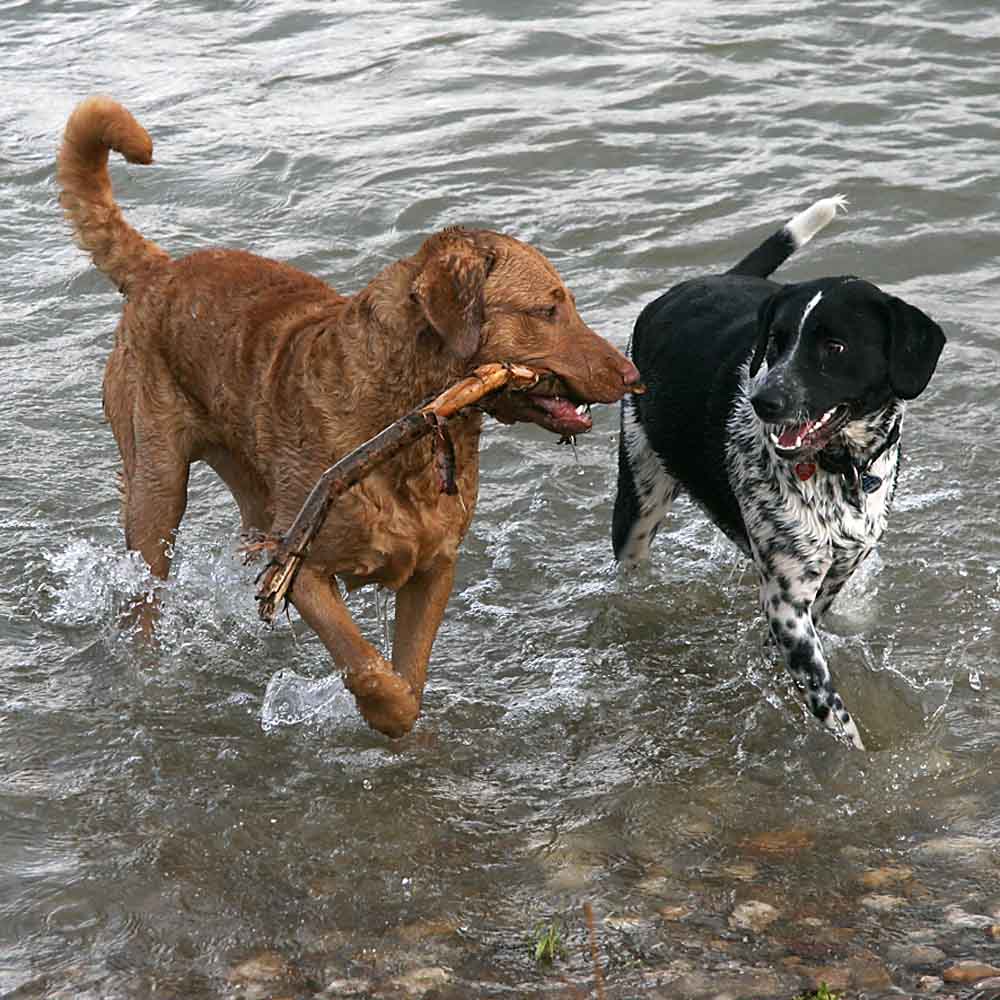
left=767, top=406, right=838, bottom=448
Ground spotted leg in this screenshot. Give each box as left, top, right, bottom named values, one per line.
left=757, top=555, right=865, bottom=750
left=812, top=547, right=872, bottom=624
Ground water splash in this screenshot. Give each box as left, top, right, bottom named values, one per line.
left=41, top=538, right=155, bottom=627
left=259, top=667, right=351, bottom=732
left=40, top=533, right=276, bottom=652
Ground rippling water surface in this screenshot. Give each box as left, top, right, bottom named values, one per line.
left=1, top=2, right=998, bottom=997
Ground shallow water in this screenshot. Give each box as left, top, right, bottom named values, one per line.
left=1, top=1, right=999, bottom=997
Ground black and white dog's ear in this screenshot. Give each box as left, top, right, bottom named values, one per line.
left=749, top=294, right=780, bottom=377
left=885, top=296, right=946, bottom=399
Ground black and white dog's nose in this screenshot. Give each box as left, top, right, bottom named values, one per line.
left=750, top=384, right=789, bottom=422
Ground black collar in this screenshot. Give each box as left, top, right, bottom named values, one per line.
left=817, top=418, right=901, bottom=495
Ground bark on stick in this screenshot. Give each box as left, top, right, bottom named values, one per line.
left=244, top=363, right=540, bottom=623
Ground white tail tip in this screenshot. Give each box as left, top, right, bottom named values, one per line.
left=786, top=194, right=849, bottom=249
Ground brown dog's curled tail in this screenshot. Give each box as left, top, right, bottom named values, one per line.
left=57, top=97, right=170, bottom=295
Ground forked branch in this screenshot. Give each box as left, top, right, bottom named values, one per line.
left=243, top=362, right=541, bottom=623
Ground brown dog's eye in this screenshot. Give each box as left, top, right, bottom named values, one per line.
left=544, top=304, right=558, bottom=320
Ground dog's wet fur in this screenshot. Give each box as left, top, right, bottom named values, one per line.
left=614, top=196, right=945, bottom=748
left=58, top=97, right=639, bottom=738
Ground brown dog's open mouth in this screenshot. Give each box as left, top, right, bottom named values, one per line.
left=768, top=405, right=851, bottom=459
left=484, top=390, right=594, bottom=436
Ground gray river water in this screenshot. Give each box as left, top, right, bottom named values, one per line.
left=1, top=2, right=998, bottom=998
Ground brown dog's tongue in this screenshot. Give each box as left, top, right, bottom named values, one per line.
left=486, top=393, right=592, bottom=435
left=532, top=396, right=591, bottom=434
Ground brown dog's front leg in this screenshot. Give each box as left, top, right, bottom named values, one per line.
left=391, top=559, right=456, bottom=714
left=290, top=565, right=420, bottom=738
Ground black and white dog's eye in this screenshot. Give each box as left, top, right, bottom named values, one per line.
left=825, top=339, right=847, bottom=355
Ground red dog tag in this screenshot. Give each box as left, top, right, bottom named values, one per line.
left=795, top=462, right=817, bottom=482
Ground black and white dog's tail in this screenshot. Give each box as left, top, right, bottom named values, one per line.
left=727, top=195, right=848, bottom=279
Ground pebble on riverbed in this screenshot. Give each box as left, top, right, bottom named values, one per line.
left=915, top=834, right=994, bottom=863
left=720, top=860, right=759, bottom=881
left=320, top=979, right=370, bottom=997
left=860, top=864, right=914, bottom=888
left=739, top=827, right=814, bottom=856
left=942, top=959, right=1000, bottom=983
left=795, top=946, right=893, bottom=993
left=887, top=942, right=947, bottom=967
left=226, top=951, right=290, bottom=985
left=942, top=904, right=995, bottom=928
left=389, top=965, right=452, bottom=995
left=860, top=893, right=908, bottom=912
left=226, top=950, right=301, bottom=999
left=728, top=900, right=780, bottom=933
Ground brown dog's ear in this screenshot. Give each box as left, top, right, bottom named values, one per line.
left=885, top=295, right=946, bottom=400
left=412, top=243, right=494, bottom=361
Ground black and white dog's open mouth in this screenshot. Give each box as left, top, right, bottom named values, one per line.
left=768, top=405, right=851, bottom=459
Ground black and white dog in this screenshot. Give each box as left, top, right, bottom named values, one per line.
left=613, top=197, right=945, bottom=749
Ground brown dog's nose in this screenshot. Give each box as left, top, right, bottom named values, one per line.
left=622, top=359, right=641, bottom=386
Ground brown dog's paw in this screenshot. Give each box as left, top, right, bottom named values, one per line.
left=120, top=591, right=161, bottom=639
left=344, top=660, right=420, bottom=739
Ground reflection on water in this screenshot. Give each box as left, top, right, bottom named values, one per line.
left=2, top=0, right=999, bottom=996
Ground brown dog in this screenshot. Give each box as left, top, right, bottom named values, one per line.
left=57, top=97, right=639, bottom=738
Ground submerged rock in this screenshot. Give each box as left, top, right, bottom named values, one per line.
left=800, top=964, right=851, bottom=992
left=887, top=942, right=947, bottom=967
left=943, top=960, right=1000, bottom=983
left=860, top=865, right=913, bottom=888
left=740, top=828, right=813, bottom=856
left=943, top=904, right=994, bottom=928
left=800, top=949, right=893, bottom=992
left=226, top=951, right=289, bottom=984
left=721, top=861, right=759, bottom=881
left=729, top=900, right=780, bottom=933
left=226, top=950, right=298, bottom=999
left=860, top=893, right=907, bottom=912
left=320, top=979, right=370, bottom=997
left=390, top=966, right=451, bottom=995
left=850, top=949, right=894, bottom=991
left=914, top=835, right=993, bottom=862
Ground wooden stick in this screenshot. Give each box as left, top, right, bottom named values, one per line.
left=244, top=363, right=541, bottom=623
left=583, top=902, right=607, bottom=1000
